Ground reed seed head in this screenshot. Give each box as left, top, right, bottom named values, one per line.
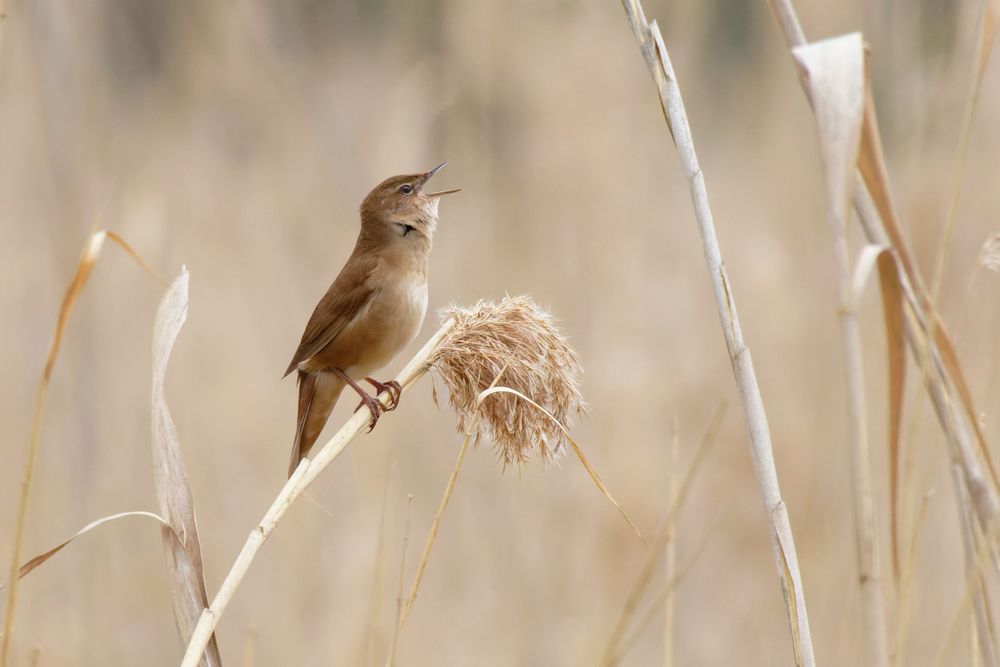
left=431, top=296, right=584, bottom=466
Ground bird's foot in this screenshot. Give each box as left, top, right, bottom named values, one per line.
left=353, top=393, right=384, bottom=433
left=364, top=378, right=402, bottom=411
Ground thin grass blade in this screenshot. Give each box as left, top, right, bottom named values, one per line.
left=477, top=386, right=644, bottom=543
left=930, top=0, right=1000, bottom=300
left=0, top=511, right=178, bottom=589
left=857, top=72, right=1000, bottom=522
left=599, top=402, right=725, bottom=666
left=876, top=250, right=907, bottom=579
left=2, top=231, right=166, bottom=665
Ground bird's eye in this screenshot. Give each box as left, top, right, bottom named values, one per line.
left=399, top=184, right=414, bottom=195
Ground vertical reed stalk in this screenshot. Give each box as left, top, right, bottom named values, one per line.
left=364, top=461, right=394, bottom=667
left=930, top=0, right=1000, bottom=302
left=618, top=3, right=816, bottom=663
left=841, top=287, right=891, bottom=667
left=388, top=495, right=413, bottom=667
left=767, top=0, right=1000, bottom=536
left=663, top=425, right=679, bottom=667
left=767, top=2, right=1000, bottom=664
left=794, top=34, right=889, bottom=666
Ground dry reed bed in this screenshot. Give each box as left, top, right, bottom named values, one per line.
left=768, top=0, right=1000, bottom=664
left=614, top=0, right=1000, bottom=663
left=2, top=0, right=999, bottom=665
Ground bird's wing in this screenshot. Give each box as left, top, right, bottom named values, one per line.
left=283, top=255, right=380, bottom=377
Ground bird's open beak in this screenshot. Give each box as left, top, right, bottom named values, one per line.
left=422, top=161, right=461, bottom=197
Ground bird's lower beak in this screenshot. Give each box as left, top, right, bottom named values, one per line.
left=425, top=188, right=461, bottom=197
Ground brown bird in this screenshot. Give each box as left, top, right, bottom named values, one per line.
left=283, top=163, right=458, bottom=476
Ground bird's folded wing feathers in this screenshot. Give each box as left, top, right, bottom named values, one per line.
left=283, top=256, right=380, bottom=377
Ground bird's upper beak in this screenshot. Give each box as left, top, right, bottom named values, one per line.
left=422, top=161, right=461, bottom=198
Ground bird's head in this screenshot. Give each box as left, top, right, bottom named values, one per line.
left=360, top=162, right=460, bottom=240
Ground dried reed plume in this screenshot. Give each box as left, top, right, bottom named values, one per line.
left=431, top=296, right=584, bottom=466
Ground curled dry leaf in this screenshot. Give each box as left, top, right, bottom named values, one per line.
left=792, top=33, right=865, bottom=232
left=431, top=296, right=584, bottom=466
left=850, top=244, right=890, bottom=306
left=0, top=512, right=178, bottom=591
left=152, top=269, right=222, bottom=667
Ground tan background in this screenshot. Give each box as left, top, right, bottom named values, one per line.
left=1, top=0, right=999, bottom=665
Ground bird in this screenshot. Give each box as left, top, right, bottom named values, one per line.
left=283, top=162, right=459, bottom=476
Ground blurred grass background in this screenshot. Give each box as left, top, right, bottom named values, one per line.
left=1, top=0, right=999, bottom=664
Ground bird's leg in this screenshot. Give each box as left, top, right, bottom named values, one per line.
left=364, top=378, right=402, bottom=411
left=331, top=368, right=383, bottom=432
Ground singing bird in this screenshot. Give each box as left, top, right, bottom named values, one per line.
left=284, top=162, right=459, bottom=475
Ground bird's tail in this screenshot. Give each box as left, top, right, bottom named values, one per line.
left=289, top=371, right=345, bottom=477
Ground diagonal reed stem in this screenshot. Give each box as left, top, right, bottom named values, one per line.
left=180, top=321, right=455, bottom=667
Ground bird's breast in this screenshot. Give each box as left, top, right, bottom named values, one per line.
left=389, top=275, right=429, bottom=341
left=345, top=275, right=427, bottom=377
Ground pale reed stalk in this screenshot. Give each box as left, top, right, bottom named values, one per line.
left=766, top=2, right=1000, bottom=664
left=618, top=2, right=816, bottom=663
left=663, top=425, right=679, bottom=667
left=830, top=168, right=891, bottom=667
left=180, top=322, right=454, bottom=667
left=767, top=0, right=1000, bottom=537
left=795, top=36, right=889, bottom=664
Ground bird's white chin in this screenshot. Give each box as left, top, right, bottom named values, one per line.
left=422, top=197, right=441, bottom=218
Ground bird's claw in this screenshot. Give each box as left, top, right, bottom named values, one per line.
left=353, top=393, right=383, bottom=432
left=351, top=378, right=402, bottom=432
left=364, top=378, right=402, bottom=411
